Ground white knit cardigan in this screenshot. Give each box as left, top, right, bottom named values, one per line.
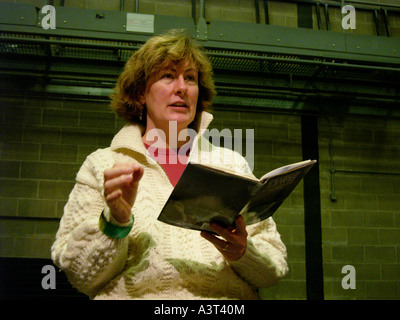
left=51, top=111, right=288, bottom=300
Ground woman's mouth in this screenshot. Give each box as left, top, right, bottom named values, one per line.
left=169, top=102, right=188, bottom=108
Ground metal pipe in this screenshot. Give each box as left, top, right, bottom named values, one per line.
left=374, top=9, right=381, bottom=36
left=264, top=0, right=270, bottom=24
left=255, top=0, right=260, bottom=24
left=120, top=0, right=124, bottom=11
left=316, top=3, right=322, bottom=30
left=324, top=4, right=331, bottom=30
left=382, top=9, right=391, bottom=37
left=333, top=169, right=400, bottom=176
left=135, top=0, right=139, bottom=13
left=200, top=0, right=205, bottom=19
left=192, top=0, right=196, bottom=23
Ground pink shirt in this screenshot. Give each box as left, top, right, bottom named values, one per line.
left=144, top=143, right=190, bottom=187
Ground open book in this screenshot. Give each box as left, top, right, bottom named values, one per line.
left=157, top=159, right=317, bottom=233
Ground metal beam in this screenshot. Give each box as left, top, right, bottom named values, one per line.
left=301, top=114, right=324, bottom=300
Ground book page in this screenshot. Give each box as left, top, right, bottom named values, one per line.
left=194, top=162, right=259, bottom=182
left=259, top=159, right=316, bottom=182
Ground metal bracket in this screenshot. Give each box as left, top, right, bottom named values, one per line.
left=196, top=17, right=208, bottom=41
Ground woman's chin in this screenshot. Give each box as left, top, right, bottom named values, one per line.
left=166, top=113, right=195, bottom=128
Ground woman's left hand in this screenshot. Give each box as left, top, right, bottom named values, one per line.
left=200, top=215, right=248, bottom=261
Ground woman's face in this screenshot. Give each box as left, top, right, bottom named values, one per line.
left=141, top=59, right=199, bottom=133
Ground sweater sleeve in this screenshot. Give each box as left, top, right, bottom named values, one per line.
left=51, top=150, right=129, bottom=298
left=228, top=218, right=289, bottom=288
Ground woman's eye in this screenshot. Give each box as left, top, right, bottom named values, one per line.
left=186, top=75, right=197, bottom=82
left=162, top=73, right=174, bottom=79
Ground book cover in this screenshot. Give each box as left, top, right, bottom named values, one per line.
left=157, top=159, right=316, bottom=233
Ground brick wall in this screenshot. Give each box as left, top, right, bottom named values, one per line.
left=319, top=115, right=400, bottom=299
left=0, top=95, right=122, bottom=257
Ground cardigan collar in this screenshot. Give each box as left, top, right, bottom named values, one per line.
left=110, top=111, right=214, bottom=155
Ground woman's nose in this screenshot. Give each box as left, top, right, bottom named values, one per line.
left=174, top=76, right=188, bottom=95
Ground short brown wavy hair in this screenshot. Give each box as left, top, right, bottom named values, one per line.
left=110, top=29, right=216, bottom=129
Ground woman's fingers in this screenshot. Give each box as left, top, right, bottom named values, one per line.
left=200, top=230, right=226, bottom=249
left=131, top=165, right=144, bottom=188
left=104, top=163, right=136, bottom=180
left=104, top=163, right=143, bottom=200
left=210, top=216, right=247, bottom=246
left=104, top=174, right=133, bottom=198
left=233, top=215, right=247, bottom=237
left=103, top=162, right=144, bottom=223
left=200, top=216, right=248, bottom=261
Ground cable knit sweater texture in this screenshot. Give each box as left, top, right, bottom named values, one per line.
left=51, top=111, right=288, bottom=300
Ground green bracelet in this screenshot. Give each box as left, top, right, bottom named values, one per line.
left=99, top=210, right=134, bottom=239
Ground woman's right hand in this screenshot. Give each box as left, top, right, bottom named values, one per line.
left=103, top=163, right=144, bottom=223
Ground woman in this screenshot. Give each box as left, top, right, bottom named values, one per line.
left=51, top=30, right=288, bottom=300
